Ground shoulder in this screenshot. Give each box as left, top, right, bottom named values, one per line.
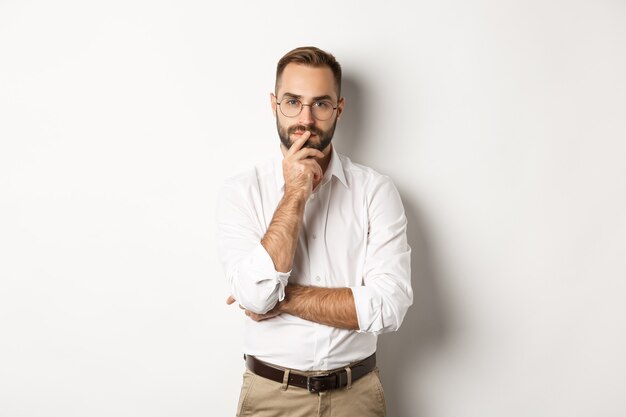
left=220, top=157, right=278, bottom=193
left=337, top=153, right=398, bottom=194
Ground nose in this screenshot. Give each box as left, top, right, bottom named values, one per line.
left=298, top=104, right=315, bottom=126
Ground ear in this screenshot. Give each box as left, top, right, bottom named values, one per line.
left=336, top=97, right=345, bottom=120
left=270, top=93, right=277, bottom=117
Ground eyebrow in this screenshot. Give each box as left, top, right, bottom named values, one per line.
left=281, top=92, right=336, bottom=102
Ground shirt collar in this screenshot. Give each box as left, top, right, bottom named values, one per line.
left=274, top=145, right=349, bottom=192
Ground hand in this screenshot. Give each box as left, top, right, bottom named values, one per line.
left=281, top=131, right=324, bottom=200
left=226, top=295, right=282, bottom=322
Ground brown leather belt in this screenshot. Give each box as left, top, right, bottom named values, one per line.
left=245, top=353, right=376, bottom=393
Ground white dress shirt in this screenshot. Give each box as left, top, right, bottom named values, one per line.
left=217, top=146, right=412, bottom=371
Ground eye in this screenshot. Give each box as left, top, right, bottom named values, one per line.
left=314, top=100, right=333, bottom=109
left=284, top=99, right=300, bottom=106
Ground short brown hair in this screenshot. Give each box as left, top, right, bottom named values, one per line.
left=275, top=46, right=342, bottom=98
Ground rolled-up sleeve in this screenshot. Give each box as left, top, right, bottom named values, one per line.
left=216, top=180, right=289, bottom=314
left=350, top=177, right=413, bottom=334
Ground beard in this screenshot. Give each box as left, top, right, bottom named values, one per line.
left=277, top=118, right=337, bottom=152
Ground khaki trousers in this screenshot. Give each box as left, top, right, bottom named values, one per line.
left=236, top=367, right=387, bottom=417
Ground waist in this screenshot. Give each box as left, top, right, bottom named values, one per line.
left=244, top=352, right=377, bottom=393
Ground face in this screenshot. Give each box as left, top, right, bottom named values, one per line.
left=272, top=63, right=344, bottom=152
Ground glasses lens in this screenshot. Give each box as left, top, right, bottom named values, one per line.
left=311, top=100, right=335, bottom=121
left=278, top=98, right=336, bottom=120
left=279, top=98, right=302, bottom=117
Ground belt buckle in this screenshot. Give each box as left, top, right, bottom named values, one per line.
left=306, top=375, right=328, bottom=393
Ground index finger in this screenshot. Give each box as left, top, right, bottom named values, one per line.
left=287, top=131, right=311, bottom=156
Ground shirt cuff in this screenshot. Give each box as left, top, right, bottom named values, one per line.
left=350, top=286, right=384, bottom=334
left=250, top=243, right=291, bottom=302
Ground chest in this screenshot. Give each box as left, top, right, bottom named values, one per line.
left=290, top=181, right=369, bottom=286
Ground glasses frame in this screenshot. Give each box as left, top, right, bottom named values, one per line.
left=275, top=96, right=338, bottom=121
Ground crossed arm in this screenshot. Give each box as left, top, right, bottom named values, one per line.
left=227, top=284, right=358, bottom=330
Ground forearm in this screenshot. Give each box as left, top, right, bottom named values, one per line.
left=278, top=284, right=359, bottom=330
left=261, top=192, right=306, bottom=272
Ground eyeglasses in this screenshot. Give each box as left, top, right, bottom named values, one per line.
left=276, top=97, right=338, bottom=121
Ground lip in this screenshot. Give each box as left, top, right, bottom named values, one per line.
left=292, top=131, right=316, bottom=137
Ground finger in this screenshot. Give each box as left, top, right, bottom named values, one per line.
left=287, top=131, right=311, bottom=156
left=226, top=295, right=236, bottom=305
left=300, top=159, right=323, bottom=181
left=293, top=147, right=325, bottom=160
left=249, top=312, right=267, bottom=322
left=246, top=311, right=261, bottom=321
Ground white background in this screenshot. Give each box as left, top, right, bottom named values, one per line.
left=1, top=1, right=625, bottom=416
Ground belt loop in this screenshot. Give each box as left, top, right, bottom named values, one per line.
left=344, top=366, right=352, bottom=390
left=281, top=368, right=291, bottom=391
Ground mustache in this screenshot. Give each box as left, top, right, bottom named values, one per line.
left=288, top=125, right=324, bottom=137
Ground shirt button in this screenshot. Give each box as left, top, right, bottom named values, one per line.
left=310, top=194, right=316, bottom=200
left=311, top=233, right=317, bottom=239
left=315, top=276, right=321, bottom=282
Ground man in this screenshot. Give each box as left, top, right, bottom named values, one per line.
left=217, top=46, right=412, bottom=417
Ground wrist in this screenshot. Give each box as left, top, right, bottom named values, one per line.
left=283, top=188, right=309, bottom=204
left=278, top=284, right=298, bottom=314
left=277, top=297, right=289, bottom=314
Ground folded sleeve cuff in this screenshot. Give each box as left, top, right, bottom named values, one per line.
left=350, top=286, right=384, bottom=334
left=250, top=244, right=290, bottom=298
left=240, top=244, right=290, bottom=306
